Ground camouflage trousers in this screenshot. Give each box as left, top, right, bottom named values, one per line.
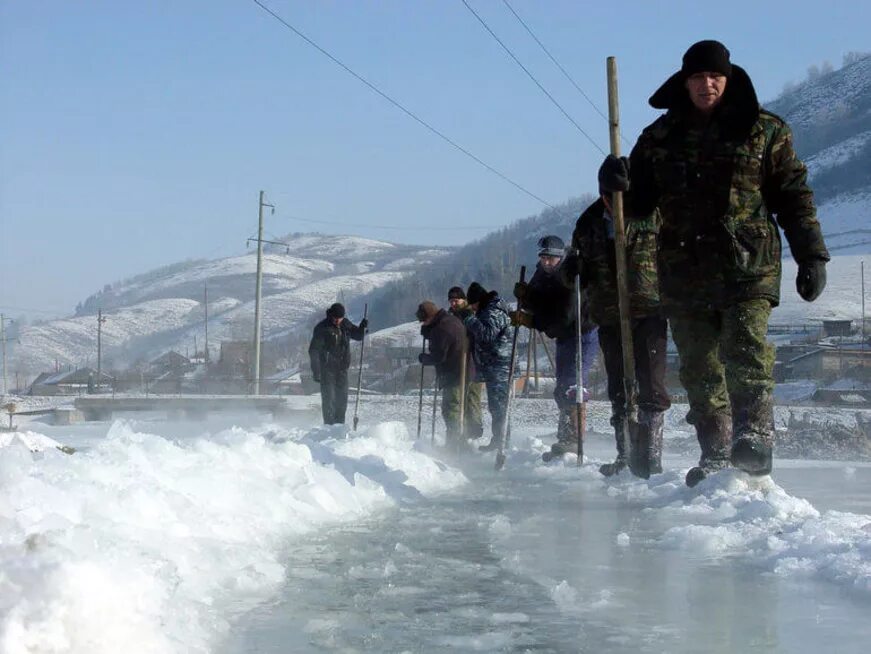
left=441, top=381, right=484, bottom=444
left=669, top=299, right=775, bottom=425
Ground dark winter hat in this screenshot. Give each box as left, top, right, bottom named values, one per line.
left=537, top=235, right=565, bottom=258
left=415, top=301, right=439, bottom=322
left=466, top=282, right=487, bottom=305
left=681, top=40, right=732, bottom=79
left=326, top=302, right=346, bottom=319
left=649, top=39, right=758, bottom=112
left=447, top=286, right=466, bottom=300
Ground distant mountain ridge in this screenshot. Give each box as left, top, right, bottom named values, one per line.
left=11, top=235, right=452, bottom=378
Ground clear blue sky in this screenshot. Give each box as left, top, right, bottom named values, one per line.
left=1, top=0, right=868, bottom=318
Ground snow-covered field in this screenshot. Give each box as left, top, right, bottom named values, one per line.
left=2, top=396, right=870, bottom=653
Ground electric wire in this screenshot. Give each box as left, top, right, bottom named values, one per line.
left=460, top=0, right=607, bottom=156
left=500, top=0, right=632, bottom=147
left=250, top=0, right=557, bottom=209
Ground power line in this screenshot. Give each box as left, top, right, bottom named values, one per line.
left=501, top=2, right=602, bottom=122
left=460, top=0, right=606, bottom=156
left=500, top=0, right=632, bottom=148
left=249, top=0, right=557, bottom=209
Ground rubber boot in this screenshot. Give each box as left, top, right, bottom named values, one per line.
left=730, top=393, right=774, bottom=476
left=599, top=415, right=628, bottom=477
left=685, top=413, right=732, bottom=488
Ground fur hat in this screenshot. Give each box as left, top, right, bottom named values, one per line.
left=415, top=301, right=439, bottom=322
left=326, top=302, right=345, bottom=319
left=466, top=282, right=487, bottom=305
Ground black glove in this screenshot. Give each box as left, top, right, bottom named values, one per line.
left=418, top=352, right=433, bottom=365
left=598, top=154, right=630, bottom=193
left=359, top=318, right=369, bottom=331
left=312, top=373, right=320, bottom=384
left=796, top=259, right=827, bottom=302
left=453, top=307, right=472, bottom=320
left=513, top=281, right=528, bottom=301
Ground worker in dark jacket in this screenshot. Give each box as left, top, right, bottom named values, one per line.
left=308, top=303, right=367, bottom=425
left=513, top=235, right=599, bottom=460
left=563, top=193, right=670, bottom=478
left=417, top=301, right=477, bottom=453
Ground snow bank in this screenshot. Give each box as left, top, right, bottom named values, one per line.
left=602, top=469, right=871, bottom=595
left=0, top=420, right=466, bottom=653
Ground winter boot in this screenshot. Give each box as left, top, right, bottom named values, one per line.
left=599, top=415, right=628, bottom=477
left=730, top=393, right=774, bottom=476
left=628, top=409, right=665, bottom=479
left=478, top=435, right=502, bottom=452
left=543, top=405, right=584, bottom=462
left=685, top=413, right=732, bottom=488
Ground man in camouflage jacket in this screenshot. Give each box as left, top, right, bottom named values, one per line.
left=563, top=196, right=670, bottom=478
left=462, top=282, right=513, bottom=452
left=600, top=40, right=829, bottom=486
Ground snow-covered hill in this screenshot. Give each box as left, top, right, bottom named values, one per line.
left=767, top=54, right=871, bottom=253
left=10, top=235, right=451, bottom=376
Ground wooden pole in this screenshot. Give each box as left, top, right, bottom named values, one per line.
left=352, top=304, right=368, bottom=431
left=456, top=334, right=468, bottom=445
left=607, top=56, right=636, bottom=462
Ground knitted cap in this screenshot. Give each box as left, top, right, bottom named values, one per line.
left=681, top=40, right=732, bottom=78
left=466, top=282, right=487, bottom=305
left=447, top=286, right=466, bottom=300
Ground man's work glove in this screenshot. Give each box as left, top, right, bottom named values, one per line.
left=510, top=310, right=534, bottom=328
left=597, top=154, right=630, bottom=193
left=796, top=259, right=827, bottom=302
left=513, top=281, right=528, bottom=301
left=359, top=318, right=369, bottom=331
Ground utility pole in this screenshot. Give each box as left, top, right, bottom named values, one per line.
left=1, top=314, right=11, bottom=396
left=252, top=190, right=274, bottom=395
left=97, top=309, right=106, bottom=386
left=862, top=260, right=866, bottom=339
left=204, top=282, right=210, bottom=364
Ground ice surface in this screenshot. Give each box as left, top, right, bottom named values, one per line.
left=3, top=398, right=871, bottom=653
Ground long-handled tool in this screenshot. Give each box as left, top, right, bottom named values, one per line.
left=607, top=56, right=636, bottom=468
left=430, top=380, right=439, bottom=445
left=416, top=336, right=426, bottom=439
left=495, top=266, right=526, bottom=471
left=575, top=274, right=585, bottom=466
left=352, top=304, right=368, bottom=432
